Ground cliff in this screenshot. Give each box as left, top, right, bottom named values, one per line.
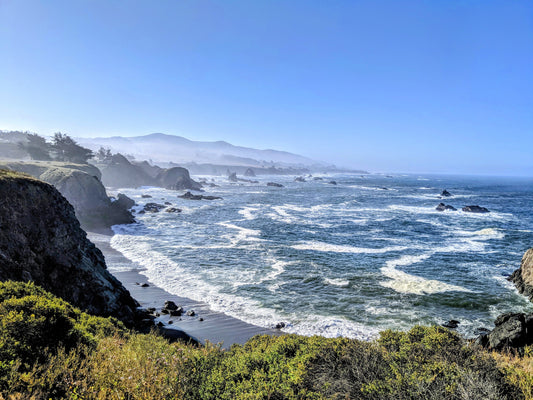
left=0, top=169, right=139, bottom=325
left=509, top=248, right=533, bottom=300
left=0, top=160, right=134, bottom=229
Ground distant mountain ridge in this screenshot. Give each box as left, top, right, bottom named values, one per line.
left=77, top=133, right=328, bottom=168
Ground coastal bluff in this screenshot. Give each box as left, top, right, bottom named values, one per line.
left=510, top=248, right=533, bottom=300
left=0, top=160, right=134, bottom=229
left=0, top=170, right=140, bottom=326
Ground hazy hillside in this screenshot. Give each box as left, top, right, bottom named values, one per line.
left=77, top=133, right=327, bottom=168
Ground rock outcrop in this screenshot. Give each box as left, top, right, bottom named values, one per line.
left=156, top=167, right=203, bottom=191
left=244, top=168, right=256, bottom=177
left=441, top=189, right=452, bottom=197
left=98, top=154, right=155, bottom=188
left=0, top=170, right=140, bottom=326
left=478, top=312, right=533, bottom=351
left=462, top=205, right=490, bottom=213
left=267, top=182, right=284, bottom=188
left=509, top=248, right=533, bottom=300
left=0, top=161, right=134, bottom=229
left=436, top=203, right=457, bottom=212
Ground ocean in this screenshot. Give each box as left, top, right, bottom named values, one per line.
left=109, top=173, right=533, bottom=339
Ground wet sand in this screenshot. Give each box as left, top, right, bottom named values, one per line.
left=88, top=232, right=281, bottom=348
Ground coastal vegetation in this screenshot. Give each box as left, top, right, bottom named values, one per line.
left=1, top=281, right=533, bottom=400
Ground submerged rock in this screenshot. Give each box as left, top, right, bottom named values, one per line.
left=462, top=205, right=490, bottom=213
left=329, top=181, right=338, bottom=185
left=294, top=176, right=306, bottom=182
left=442, top=320, right=460, bottom=329
left=267, top=182, right=284, bottom=187
left=165, top=207, right=182, bottom=213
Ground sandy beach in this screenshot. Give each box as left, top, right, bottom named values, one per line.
left=88, top=231, right=281, bottom=348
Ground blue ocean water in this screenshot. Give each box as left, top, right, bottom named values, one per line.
left=110, top=173, right=533, bottom=339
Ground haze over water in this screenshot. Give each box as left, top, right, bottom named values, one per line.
left=109, top=173, right=533, bottom=339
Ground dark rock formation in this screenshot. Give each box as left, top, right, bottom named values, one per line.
left=244, top=168, right=256, bottom=177
left=313, top=177, right=323, bottom=181
left=436, top=203, right=457, bottom=212
left=228, top=171, right=238, bottom=182
left=329, top=181, right=338, bottom=185
left=142, top=194, right=152, bottom=198
left=178, top=191, right=222, bottom=201
left=294, top=176, right=306, bottom=182
left=114, top=193, right=135, bottom=210
left=441, top=189, right=452, bottom=197
left=157, top=167, right=203, bottom=191
left=142, top=203, right=166, bottom=213
left=442, top=320, right=459, bottom=329
left=165, top=207, right=182, bottom=213
left=509, top=248, right=533, bottom=300
left=0, top=170, right=140, bottom=326
left=462, top=205, right=490, bottom=213
left=132, top=160, right=163, bottom=178
left=267, top=182, right=284, bottom=188
left=478, top=313, right=533, bottom=351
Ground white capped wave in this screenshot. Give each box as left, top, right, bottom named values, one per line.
left=380, top=253, right=472, bottom=295
left=281, top=315, right=379, bottom=340
left=456, top=228, right=505, bottom=240
left=217, top=221, right=263, bottom=244
left=238, top=205, right=260, bottom=220
left=292, top=241, right=406, bottom=254
left=324, top=278, right=350, bottom=287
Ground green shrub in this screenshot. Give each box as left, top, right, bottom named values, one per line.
left=0, top=281, right=125, bottom=397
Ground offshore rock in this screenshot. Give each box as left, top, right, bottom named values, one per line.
left=244, top=168, right=256, bottom=177
left=0, top=170, right=140, bottom=326
left=441, top=189, right=452, bottom=197
left=267, top=182, right=284, bottom=187
left=157, top=167, right=203, bottom=191
left=462, top=205, right=490, bottom=213
left=436, top=203, right=457, bottom=212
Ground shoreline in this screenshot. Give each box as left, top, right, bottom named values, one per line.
left=88, top=231, right=282, bottom=348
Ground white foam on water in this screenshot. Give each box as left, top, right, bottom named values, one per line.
left=281, top=315, right=379, bottom=340
left=292, top=241, right=407, bottom=254
left=456, top=228, right=506, bottom=240
left=238, top=205, right=260, bottom=220
left=217, top=221, right=263, bottom=245
left=380, top=253, right=472, bottom=295
left=324, top=278, right=350, bottom=287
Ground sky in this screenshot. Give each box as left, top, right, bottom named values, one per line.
left=1, top=1, right=532, bottom=175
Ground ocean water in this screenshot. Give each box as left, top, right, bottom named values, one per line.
left=109, top=173, right=533, bottom=339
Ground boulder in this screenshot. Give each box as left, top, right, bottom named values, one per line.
left=482, top=313, right=533, bottom=351
left=186, top=310, right=196, bottom=316
left=156, top=167, right=203, bottom=191
left=509, top=248, right=533, bottom=300
left=165, top=207, right=182, bottom=213
left=436, top=203, right=457, bottom=212
left=442, top=320, right=459, bottom=329
left=115, top=193, right=135, bottom=209
left=267, top=182, right=284, bottom=187
left=294, top=177, right=306, bottom=182
left=142, top=194, right=152, bottom=198
left=329, top=181, right=338, bottom=185
left=441, top=189, right=452, bottom=197
left=313, top=177, right=323, bottom=181
left=462, top=205, right=490, bottom=213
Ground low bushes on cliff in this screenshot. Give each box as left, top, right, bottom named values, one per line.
left=1, top=281, right=532, bottom=399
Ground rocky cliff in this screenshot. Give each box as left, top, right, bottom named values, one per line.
left=0, top=170, right=140, bottom=326
left=0, top=160, right=134, bottom=230
left=509, top=248, right=533, bottom=300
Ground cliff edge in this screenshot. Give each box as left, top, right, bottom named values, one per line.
left=0, top=169, right=139, bottom=326
left=509, top=248, right=533, bottom=300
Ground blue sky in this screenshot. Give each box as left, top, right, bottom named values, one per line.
left=1, top=1, right=532, bottom=175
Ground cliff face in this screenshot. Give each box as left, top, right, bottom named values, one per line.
left=0, top=161, right=134, bottom=229
left=509, top=248, right=533, bottom=300
left=0, top=170, right=139, bottom=325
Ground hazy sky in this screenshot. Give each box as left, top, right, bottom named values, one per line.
left=1, top=1, right=532, bottom=175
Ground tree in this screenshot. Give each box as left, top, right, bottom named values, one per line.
left=51, top=133, right=93, bottom=163
left=18, top=133, right=52, bottom=160
left=95, top=147, right=113, bottom=163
